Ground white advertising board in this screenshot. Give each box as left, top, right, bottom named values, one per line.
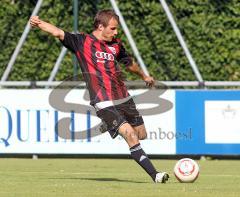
left=205, top=101, right=240, bottom=144
left=0, top=89, right=175, bottom=154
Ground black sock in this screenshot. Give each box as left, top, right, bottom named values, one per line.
left=130, top=143, right=157, bottom=181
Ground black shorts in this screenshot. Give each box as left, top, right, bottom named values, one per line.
left=96, top=98, right=144, bottom=138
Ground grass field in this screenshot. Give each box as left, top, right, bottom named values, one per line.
left=0, top=158, right=239, bottom=197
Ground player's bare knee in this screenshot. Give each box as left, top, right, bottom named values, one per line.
left=137, top=130, right=147, bottom=140
left=127, top=130, right=138, bottom=141
left=121, top=129, right=138, bottom=145
left=119, top=123, right=140, bottom=146
left=139, top=132, right=147, bottom=140
left=133, top=125, right=147, bottom=140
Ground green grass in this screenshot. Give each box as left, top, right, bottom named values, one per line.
left=0, top=158, right=239, bottom=197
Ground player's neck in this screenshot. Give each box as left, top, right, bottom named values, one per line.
left=92, top=31, right=107, bottom=42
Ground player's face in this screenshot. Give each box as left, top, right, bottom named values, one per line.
left=101, top=18, right=118, bottom=41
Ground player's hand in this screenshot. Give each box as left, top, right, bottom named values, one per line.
left=30, top=16, right=41, bottom=28
left=143, top=76, right=155, bottom=88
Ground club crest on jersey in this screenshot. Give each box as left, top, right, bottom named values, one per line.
left=108, top=46, right=116, bottom=54
left=95, top=51, right=114, bottom=62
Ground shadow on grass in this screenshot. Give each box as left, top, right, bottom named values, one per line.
left=81, top=177, right=147, bottom=183
left=49, top=177, right=148, bottom=183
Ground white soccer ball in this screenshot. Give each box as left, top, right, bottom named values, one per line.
left=174, top=158, right=199, bottom=183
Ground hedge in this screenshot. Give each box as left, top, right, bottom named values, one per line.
left=0, top=0, right=239, bottom=82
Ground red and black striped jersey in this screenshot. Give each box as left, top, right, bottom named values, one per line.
left=61, top=31, right=133, bottom=106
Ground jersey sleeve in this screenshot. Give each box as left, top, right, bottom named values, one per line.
left=60, top=31, right=85, bottom=53
left=117, top=43, right=133, bottom=67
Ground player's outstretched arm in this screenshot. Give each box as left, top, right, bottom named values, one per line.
left=127, top=61, right=155, bottom=87
left=30, top=16, right=64, bottom=40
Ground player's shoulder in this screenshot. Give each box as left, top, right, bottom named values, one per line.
left=77, top=32, right=86, bottom=37
left=74, top=32, right=87, bottom=41
left=64, top=31, right=86, bottom=39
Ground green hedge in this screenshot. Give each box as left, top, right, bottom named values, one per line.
left=0, top=0, right=239, bottom=81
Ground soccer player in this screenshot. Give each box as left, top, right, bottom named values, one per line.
left=30, top=9, right=169, bottom=183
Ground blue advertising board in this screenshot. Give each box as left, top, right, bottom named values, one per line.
left=175, top=90, right=240, bottom=155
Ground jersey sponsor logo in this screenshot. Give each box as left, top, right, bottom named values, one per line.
left=108, top=46, right=116, bottom=54
left=95, top=51, right=115, bottom=61
left=96, top=59, right=106, bottom=63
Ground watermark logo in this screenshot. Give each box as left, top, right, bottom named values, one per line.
left=148, top=128, right=192, bottom=141
left=49, top=74, right=173, bottom=140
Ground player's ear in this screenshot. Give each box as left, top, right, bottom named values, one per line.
left=98, top=24, right=104, bottom=31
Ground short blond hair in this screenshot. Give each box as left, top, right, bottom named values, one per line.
left=93, top=9, right=119, bottom=29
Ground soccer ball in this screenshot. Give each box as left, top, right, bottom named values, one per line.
left=174, top=158, right=199, bottom=183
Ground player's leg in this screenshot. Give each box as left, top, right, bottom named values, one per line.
left=132, top=124, right=147, bottom=140
left=120, top=99, right=169, bottom=182
left=118, top=122, right=139, bottom=147
left=118, top=122, right=169, bottom=183
left=121, top=98, right=147, bottom=140
left=96, top=103, right=169, bottom=183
